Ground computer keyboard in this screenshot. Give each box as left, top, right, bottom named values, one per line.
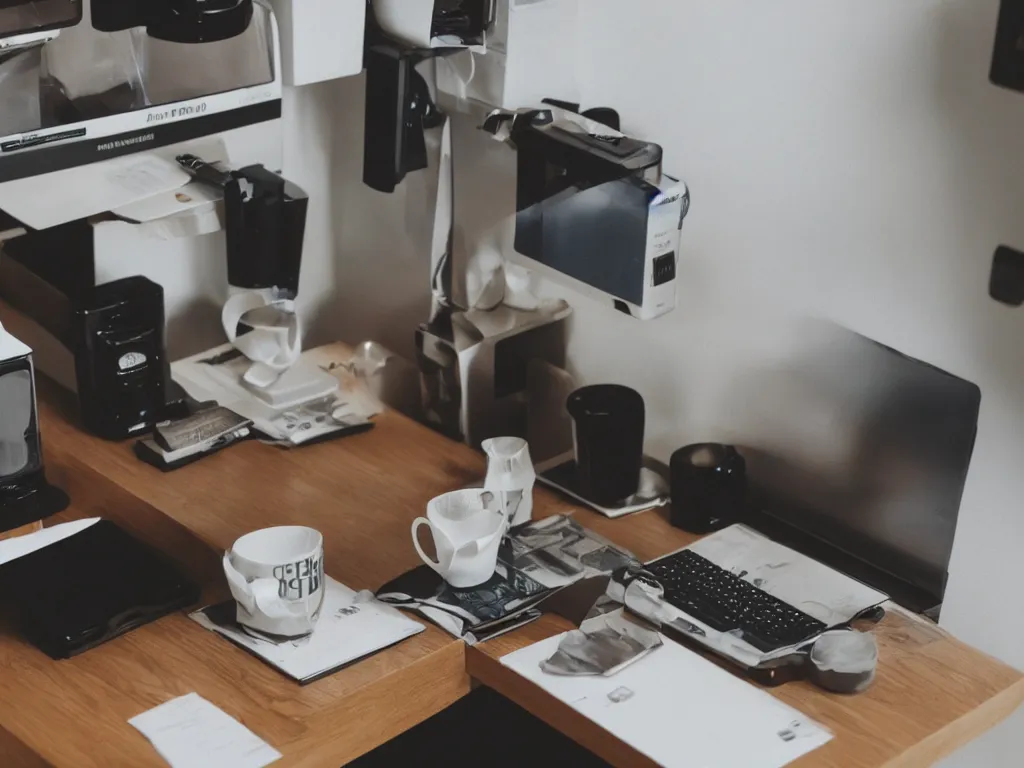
left=644, top=549, right=827, bottom=652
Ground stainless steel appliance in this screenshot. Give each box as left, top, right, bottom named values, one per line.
left=0, top=321, right=68, bottom=533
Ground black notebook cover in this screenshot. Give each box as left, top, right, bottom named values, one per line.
left=0, top=520, right=200, bottom=658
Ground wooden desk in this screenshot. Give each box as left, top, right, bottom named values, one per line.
left=1, top=370, right=475, bottom=767
left=1, top=344, right=1020, bottom=767
left=467, top=520, right=1024, bottom=768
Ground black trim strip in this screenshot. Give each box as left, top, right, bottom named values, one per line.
left=0, top=100, right=282, bottom=185
left=2, top=128, right=87, bottom=153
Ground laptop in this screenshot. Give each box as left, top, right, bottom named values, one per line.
left=613, top=325, right=980, bottom=676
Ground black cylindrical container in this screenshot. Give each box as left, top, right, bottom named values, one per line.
left=670, top=443, right=746, bottom=533
left=73, top=277, right=168, bottom=441
left=567, top=385, right=645, bottom=506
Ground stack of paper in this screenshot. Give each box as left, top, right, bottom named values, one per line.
left=171, top=344, right=381, bottom=446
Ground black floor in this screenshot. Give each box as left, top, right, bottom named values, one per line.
left=349, top=687, right=610, bottom=768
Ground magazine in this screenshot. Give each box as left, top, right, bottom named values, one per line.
left=377, top=515, right=639, bottom=643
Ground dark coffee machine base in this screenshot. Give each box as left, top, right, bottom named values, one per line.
left=539, top=461, right=669, bottom=515
left=669, top=514, right=732, bottom=536
left=0, top=477, right=69, bottom=534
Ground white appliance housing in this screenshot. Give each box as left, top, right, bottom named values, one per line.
left=0, top=0, right=285, bottom=186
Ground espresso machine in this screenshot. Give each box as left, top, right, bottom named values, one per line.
left=0, top=0, right=313, bottom=437
left=0, top=0, right=280, bottom=184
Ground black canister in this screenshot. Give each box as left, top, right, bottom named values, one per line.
left=567, top=385, right=645, bottom=506
left=669, top=443, right=746, bottom=533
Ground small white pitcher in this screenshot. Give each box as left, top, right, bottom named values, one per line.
left=482, top=437, right=535, bottom=527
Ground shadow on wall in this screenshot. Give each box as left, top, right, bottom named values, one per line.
left=314, top=71, right=437, bottom=357
left=165, top=298, right=226, bottom=361
left=283, top=80, right=344, bottom=349
left=719, top=318, right=979, bottom=606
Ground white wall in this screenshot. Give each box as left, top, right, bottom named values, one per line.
left=325, top=1, right=1024, bottom=764
left=283, top=80, right=347, bottom=343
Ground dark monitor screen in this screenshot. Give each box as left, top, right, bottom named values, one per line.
left=734, top=324, right=980, bottom=612
left=515, top=178, right=652, bottom=306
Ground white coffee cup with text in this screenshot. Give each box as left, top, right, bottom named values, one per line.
left=223, top=526, right=325, bottom=637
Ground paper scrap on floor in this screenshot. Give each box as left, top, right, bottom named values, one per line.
left=502, top=621, right=832, bottom=768
left=129, top=693, right=281, bottom=768
left=190, top=577, right=425, bottom=684
left=687, top=524, right=888, bottom=627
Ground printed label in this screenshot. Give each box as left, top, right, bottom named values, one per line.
left=118, top=351, right=148, bottom=371
left=147, top=101, right=210, bottom=124
left=274, top=555, right=322, bottom=600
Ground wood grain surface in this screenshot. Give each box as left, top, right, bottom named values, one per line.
left=0, top=522, right=42, bottom=542
left=0, top=338, right=1019, bottom=767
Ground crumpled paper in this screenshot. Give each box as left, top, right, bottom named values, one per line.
left=541, top=611, right=662, bottom=677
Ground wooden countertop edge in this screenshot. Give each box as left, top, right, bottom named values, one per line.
left=883, top=677, right=1024, bottom=768
left=287, top=641, right=471, bottom=767
left=466, top=627, right=1024, bottom=768
left=0, top=726, right=51, bottom=768
left=464, top=643, right=660, bottom=768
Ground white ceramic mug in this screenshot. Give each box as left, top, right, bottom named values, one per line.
left=223, top=526, right=325, bottom=637
left=411, top=489, right=506, bottom=588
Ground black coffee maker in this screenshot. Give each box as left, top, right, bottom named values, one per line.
left=72, top=277, right=169, bottom=440
left=0, top=243, right=170, bottom=441
left=0, top=323, right=69, bottom=533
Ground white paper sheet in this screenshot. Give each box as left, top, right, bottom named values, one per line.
left=687, top=524, right=888, bottom=627
left=111, top=180, right=224, bottom=223
left=129, top=693, right=281, bottom=768
left=502, top=632, right=832, bottom=768
left=0, top=154, right=191, bottom=230
left=0, top=518, right=100, bottom=567
left=191, top=578, right=425, bottom=683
